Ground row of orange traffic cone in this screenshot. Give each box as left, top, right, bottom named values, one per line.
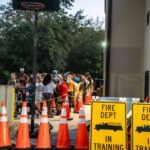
left=0, top=100, right=89, bottom=149
left=56, top=107, right=89, bottom=149
left=60, top=92, right=91, bottom=120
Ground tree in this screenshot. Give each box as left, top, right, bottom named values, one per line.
left=0, top=0, right=104, bottom=80
left=67, top=19, right=104, bottom=78
left=0, top=0, right=77, bottom=74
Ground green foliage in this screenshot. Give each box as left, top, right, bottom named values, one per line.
left=0, top=0, right=104, bottom=79
left=67, top=25, right=104, bottom=78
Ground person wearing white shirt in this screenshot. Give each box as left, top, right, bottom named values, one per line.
left=35, top=75, right=43, bottom=115
left=42, top=74, right=56, bottom=118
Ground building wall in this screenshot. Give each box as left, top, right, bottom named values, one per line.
left=144, top=0, right=150, bottom=97
left=144, top=0, right=150, bottom=71
left=108, top=0, right=145, bottom=98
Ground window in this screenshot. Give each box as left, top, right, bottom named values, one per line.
left=147, top=11, right=149, bottom=26
left=144, top=71, right=149, bottom=99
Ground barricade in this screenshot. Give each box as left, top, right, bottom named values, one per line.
left=0, top=95, right=144, bottom=150
left=0, top=93, right=93, bottom=150
left=0, top=85, right=15, bottom=122
left=90, top=96, right=141, bottom=150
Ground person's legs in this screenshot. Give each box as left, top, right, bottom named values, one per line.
left=46, top=101, right=50, bottom=116
left=73, top=93, right=77, bottom=111
left=46, top=101, right=53, bottom=118
left=68, top=91, right=73, bottom=110
left=56, top=97, right=65, bottom=115
left=43, top=93, right=52, bottom=118
left=36, top=101, right=41, bottom=110
left=48, top=93, right=54, bottom=118
left=83, top=92, right=86, bottom=104
left=56, top=102, right=62, bottom=115
left=35, top=101, right=41, bottom=115
left=50, top=94, right=56, bottom=113
left=54, top=92, right=58, bottom=112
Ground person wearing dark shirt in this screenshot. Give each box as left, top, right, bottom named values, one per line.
left=18, top=68, right=29, bottom=85
left=51, top=70, right=61, bottom=113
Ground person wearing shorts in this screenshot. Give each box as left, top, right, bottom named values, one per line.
left=42, top=74, right=56, bottom=118
left=35, top=75, right=43, bottom=114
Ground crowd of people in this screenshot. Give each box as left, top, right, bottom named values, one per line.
left=7, top=68, right=95, bottom=118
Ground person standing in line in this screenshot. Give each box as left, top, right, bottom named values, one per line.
left=8, top=72, right=20, bottom=96
left=35, top=74, right=43, bottom=114
left=80, top=75, right=89, bottom=103
left=66, top=73, right=76, bottom=111
left=73, top=76, right=81, bottom=112
left=8, top=72, right=20, bottom=114
left=56, top=77, right=68, bottom=115
left=18, top=67, right=29, bottom=84
left=26, top=75, right=33, bottom=102
left=42, top=74, right=56, bottom=118
left=8, top=73, right=19, bottom=86
left=87, top=74, right=94, bottom=93
left=80, top=75, right=85, bottom=103
left=17, top=67, right=30, bottom=102
left=51, top=70, right=61, bottom=113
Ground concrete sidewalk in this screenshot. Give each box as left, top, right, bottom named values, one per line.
left=10, top=105, right=91, bottom=146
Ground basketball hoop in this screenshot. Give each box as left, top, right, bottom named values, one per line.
left=21, top=2, right=45, bottom=11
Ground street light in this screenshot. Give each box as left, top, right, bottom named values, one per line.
left=101, top=40, right=107, bottom=96
left=101, top=41, right=107, bottom=50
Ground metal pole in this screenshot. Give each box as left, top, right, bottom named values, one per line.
left=31, top=10, right=38, bottom=133
left=104, top=0, right=112, bottom=96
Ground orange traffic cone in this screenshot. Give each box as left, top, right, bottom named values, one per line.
left=74, top=94, right=83, bottom=113
left=84, top=92, right=90, bottom=105
left=0, top=100, right=12, bottom=149
left=56, top=108, right=70, bottom=149
left=36, top=101, right=51, bottom=149
left=15, top=102, right=31, bottom=149
left=63, top=96, right=73, bottom=120
left=74, top=108, right=89, bottom=149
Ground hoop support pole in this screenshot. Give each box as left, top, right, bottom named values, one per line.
left=31, top=10, right=38, bottom=133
